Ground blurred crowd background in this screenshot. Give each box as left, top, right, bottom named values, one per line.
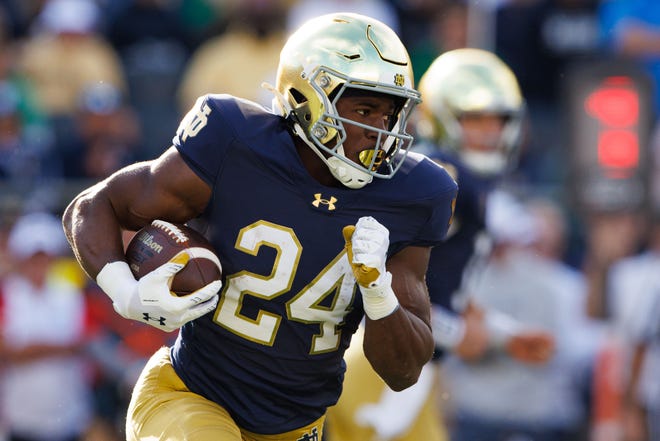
left=0, top=0, right=658, bottom=440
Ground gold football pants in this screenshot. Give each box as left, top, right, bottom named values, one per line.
left=324, top=326, right=448, bottom=441
left=126, top=347, right=325, bottom=441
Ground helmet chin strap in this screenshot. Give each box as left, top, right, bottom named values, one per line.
left=302, top=131, right=373, bottom=189
left=327, top=146, right=373, bottom=189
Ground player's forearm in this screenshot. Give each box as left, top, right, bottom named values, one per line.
left=63, top=182, right=127, bottom=280
left=363, top=308, right=434, bottom=391
left=343, top=220, right=434, bottom=389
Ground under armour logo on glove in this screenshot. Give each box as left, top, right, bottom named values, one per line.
left=143, top=313, right=167, bottom=327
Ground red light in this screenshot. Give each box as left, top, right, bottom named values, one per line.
left=568, top=64, right=652, bottom=209
left=585, top=87, right=639, bottom=127
left=598, top=130, right=639, bottom=169
left=583, top=76, right=642, bottom=176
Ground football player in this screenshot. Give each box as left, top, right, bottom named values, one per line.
left=324, top=48, right=555, bottom=441
left=62, top=13, right=457, bottom=441
left=418, top=48, right=554, bottom=363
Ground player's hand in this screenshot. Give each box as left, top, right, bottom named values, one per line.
left=505, top=330, right=555, bottom=364
left=343, top=216, right=399, bottom=320
left=343, top=216, right=389, bottom=288
left=96, top=252, right=221, bottom=332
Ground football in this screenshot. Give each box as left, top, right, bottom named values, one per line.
left=125, top=220, right=222, bottom=296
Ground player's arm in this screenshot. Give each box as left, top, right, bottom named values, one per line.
left=344, top=218, right=434, bottom=391
left=63, top=147, right=221, bottom=332
left=365, top=245, right=434, bottom=391
left=63, top=147, right=210, bottom=278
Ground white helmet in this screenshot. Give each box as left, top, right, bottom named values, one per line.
left=268, top=12, right=421, bottom=189
left=418, top=48, right=525, bottom=176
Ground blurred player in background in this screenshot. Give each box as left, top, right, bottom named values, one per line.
left=418, top=48, right=555, bottom=370
left=325, top=48, right=555, bottom=441
left=62, top=12, right=457, bottom=441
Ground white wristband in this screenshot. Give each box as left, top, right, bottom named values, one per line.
left=96, top=261, right=138, bottom=318
left=360, top=271, right=399, bottom=320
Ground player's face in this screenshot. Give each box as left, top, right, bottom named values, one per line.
left=334, top=94, right=398, bottom=169
left=459, top=112, right=506, bottom=152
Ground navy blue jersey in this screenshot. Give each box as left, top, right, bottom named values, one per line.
left=168, top=94, right=457, bottom=434
left=425, top=150, right=498, bottom=312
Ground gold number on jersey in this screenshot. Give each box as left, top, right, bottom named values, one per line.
left=214, top=221, right=355, bottom=354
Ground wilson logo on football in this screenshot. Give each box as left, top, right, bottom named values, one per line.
left=135, top=232, right=164, bottom=254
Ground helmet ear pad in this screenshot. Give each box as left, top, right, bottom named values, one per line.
left=286, top=88, right=313, bottom=129
left=287, top=84, right=338, bottom=146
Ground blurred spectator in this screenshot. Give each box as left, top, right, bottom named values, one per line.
left=598, top=0, right=660, bottom=117
left=0, top=7, right=57, bottom=195
left=178, top=0, right=289, bottom=111
left=606, top=214, right=660, bottom=441
left=565, top=118, right=652, bottom=440
left=0, top=81, right=60, bottom=191
left=0, top=12, right=47, bottom=130
left=580, top=208, right=646, bottom=320
left=442, top=190, right=598, bottom=441
left=106, top=0, right=196, bottom=156
left=569, top=205, right=646, bottom=441
left=59, top=83, right=142, bottom=181
left=0, top=211, right=95, bottom=441
left=17, top=0, right=127, bottom=121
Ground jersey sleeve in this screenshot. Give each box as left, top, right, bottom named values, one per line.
left=172, top=94, right=237, bottom=186
left=413, top=158, right=458, bottom=247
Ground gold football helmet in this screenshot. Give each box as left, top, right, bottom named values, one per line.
left=417, top=48, right=525, bottom=176
left=267, top=12, right=421, bottom=189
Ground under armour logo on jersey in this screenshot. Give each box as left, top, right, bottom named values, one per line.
left=296, top=427, right=319, bottom=441
left=312, top=193, right=337, bottom=211
left=143, top=313, right=167, bottom=327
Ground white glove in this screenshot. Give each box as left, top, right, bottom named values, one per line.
left=96, top=251, right=222, bottom=332
left=343, top=216, right=399, bottom=320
